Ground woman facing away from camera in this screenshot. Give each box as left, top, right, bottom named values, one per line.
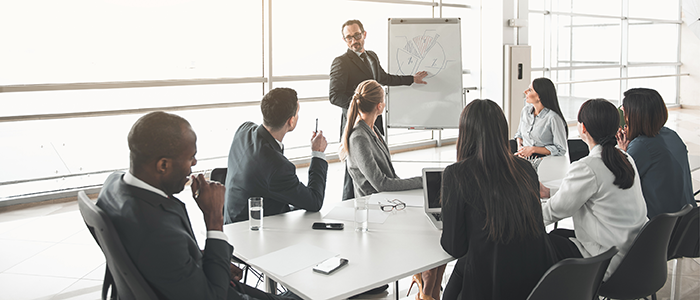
left=440, top=99, right=557, bottom=300
left=339, top=79, right=444, bottom=300
left=616, top=88, right=695, bottom=218
left=540, top=98, right=647, bottom=280
left=339, top=79, right=423, bottom=196
left=514, top=77, right=568, bottom=158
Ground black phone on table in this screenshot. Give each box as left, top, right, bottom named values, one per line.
left=312, top=222, right=344, bottom=230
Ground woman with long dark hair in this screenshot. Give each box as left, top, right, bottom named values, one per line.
left=540, top=98, right=647, bottom=279
left=514, top=77, right=568, bottom=157
left=616, top=88, right=694, bottom=218
left=440, top=99, right=556, bottom=300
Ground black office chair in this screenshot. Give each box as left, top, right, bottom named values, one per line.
left=210, top=167, right=227, bottom=184
left=666, top=205, right=699, bottom=300
left=567, top=139, right=589, bottom=163
left=668, top=205, right=699, bottom=260
left=77, top=191, right=158, bottom=300
left=527, top=246, right=618, bottom=300
left=597, top=204, right=693, bottom=300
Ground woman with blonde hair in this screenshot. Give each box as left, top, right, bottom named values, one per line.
left=340, top=79, right=422, bottom=196
left=340, top=79, right=442, bottom=299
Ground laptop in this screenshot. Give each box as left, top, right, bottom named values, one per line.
left=422, top=167, right=445, bottom=230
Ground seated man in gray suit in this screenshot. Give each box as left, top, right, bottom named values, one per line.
left=97, top=111, right=300, bottom=300
left=224, top=88, right=328, bottom=224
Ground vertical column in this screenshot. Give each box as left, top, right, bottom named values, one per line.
left=479, top=0, right=506, bottom=104
left=567, top=1, right=574, bottom=100
left=543, top=0, right=552, bottom=80
left=675, top=3, right=682, bottom=104
left=620, top=0, right=629, bottom=102
left=263, top=0, right=273, bottom=93
left=517, top=0, right=529, bottom=45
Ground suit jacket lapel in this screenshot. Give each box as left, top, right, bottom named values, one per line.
left=256, top=124, right=283, bottom=154
left=135, top=188, right=197, bottom=239
left=168, top=196, right=196, bottom=239
left=347, top=49, right=374, bottom=79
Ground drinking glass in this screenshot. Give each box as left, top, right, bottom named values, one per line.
left=354, top=196, right=369, bottom=232
left=248, top=197, right=263, bottom=230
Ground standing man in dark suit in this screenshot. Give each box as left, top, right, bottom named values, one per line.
left=224, top=87, right=328, bottom=224
left=97, top=111, right=300, bottom=300
left=330, top=19, right=428, bottom=200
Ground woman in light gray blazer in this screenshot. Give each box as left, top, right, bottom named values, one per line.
left=339, top=79, right=422, bottom=198
left=340, top=80, right=440, bottom=300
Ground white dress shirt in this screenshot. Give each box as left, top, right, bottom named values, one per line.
left=542, top=145, right=648, bottom=279
left=123, top=172, right=229, bottom=242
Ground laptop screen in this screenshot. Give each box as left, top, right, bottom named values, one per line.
left=425, top=170, right=443, bottom=209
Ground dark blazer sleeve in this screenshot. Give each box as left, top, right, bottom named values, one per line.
left=269, top=157, right=328, bottom=212
left=368, top=51, right=415, bottom=87
left=440, top=164, right=471, bottom=259
left=137, top=226, right=232, bottom=300
left=98, top=175, right=241, bottom=300
left=626, top=139, right=651, bottom=177
left=329, top=55, right=352, bottom=109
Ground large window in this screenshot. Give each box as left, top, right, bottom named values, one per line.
left=0, top=0, right=472, bottom=203
left=529, top=0, right=682, bottom=121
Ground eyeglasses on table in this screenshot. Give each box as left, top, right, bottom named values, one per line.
left=378, top=199, right=406, bottom=212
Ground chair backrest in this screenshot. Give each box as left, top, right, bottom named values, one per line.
left=509, top=139, right=518, bottom=154
left=567, top=139, right=589, bottom=163
left=598, top=204, right=693, bottom=299
left=527, top=247, right=618, bottom=300
left=210, top=167, right=227, bottom=184
left=77, top=191, right=158, bottom=300
left=668, top=205, right=699, bottom=260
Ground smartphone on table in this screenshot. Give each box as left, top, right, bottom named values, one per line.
left=313, top=257, right=349, bottom=275
left=312, top=222, right=344, bottom=230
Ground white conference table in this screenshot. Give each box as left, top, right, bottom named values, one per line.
left=538, top=154, right=570, bottom=184
left=223, top=189, right=453, bottom=300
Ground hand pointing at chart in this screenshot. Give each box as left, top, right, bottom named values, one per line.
left=413, top=71, right=428, bottom=84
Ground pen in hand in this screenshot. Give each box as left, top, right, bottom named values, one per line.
left=315, top=118, right=318, bottom=133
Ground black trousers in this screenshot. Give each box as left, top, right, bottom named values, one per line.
left=340, top=112, right=384, bottom=200
left=548, top=229, right=584, bottom=261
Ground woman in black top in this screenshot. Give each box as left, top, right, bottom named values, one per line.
left=440, top=99, right=557, bottom=300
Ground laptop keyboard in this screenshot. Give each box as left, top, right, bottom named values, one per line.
left=432, top=212, right=442, bottom=221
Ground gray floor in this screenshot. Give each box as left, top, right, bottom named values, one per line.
left=1, top=108, right=699, bottom=299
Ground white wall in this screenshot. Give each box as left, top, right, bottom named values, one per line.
left=680, top=22, right=700, bottom=107
left=480, top=0, right=524, bottom=107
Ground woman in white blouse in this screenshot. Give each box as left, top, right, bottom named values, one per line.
left=539, top=98, right=647, bottom=280
left=514, top=77, right=568, bottom=157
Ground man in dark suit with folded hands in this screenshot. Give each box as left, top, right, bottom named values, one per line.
left=330, top=19, right=428, bottom=201
left=224, top=87, right=328, bottom=224
left=96, top=111, right=300, bottom=300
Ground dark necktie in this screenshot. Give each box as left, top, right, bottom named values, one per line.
left=360, top=52, right=375, bottom=79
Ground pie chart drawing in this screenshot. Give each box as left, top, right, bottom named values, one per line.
left=395, top=30, right=447, bottom=78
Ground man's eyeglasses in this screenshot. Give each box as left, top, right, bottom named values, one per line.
left=344, top=32, right=363, bottom=42
left=379, top=199, right=406, bottom=212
